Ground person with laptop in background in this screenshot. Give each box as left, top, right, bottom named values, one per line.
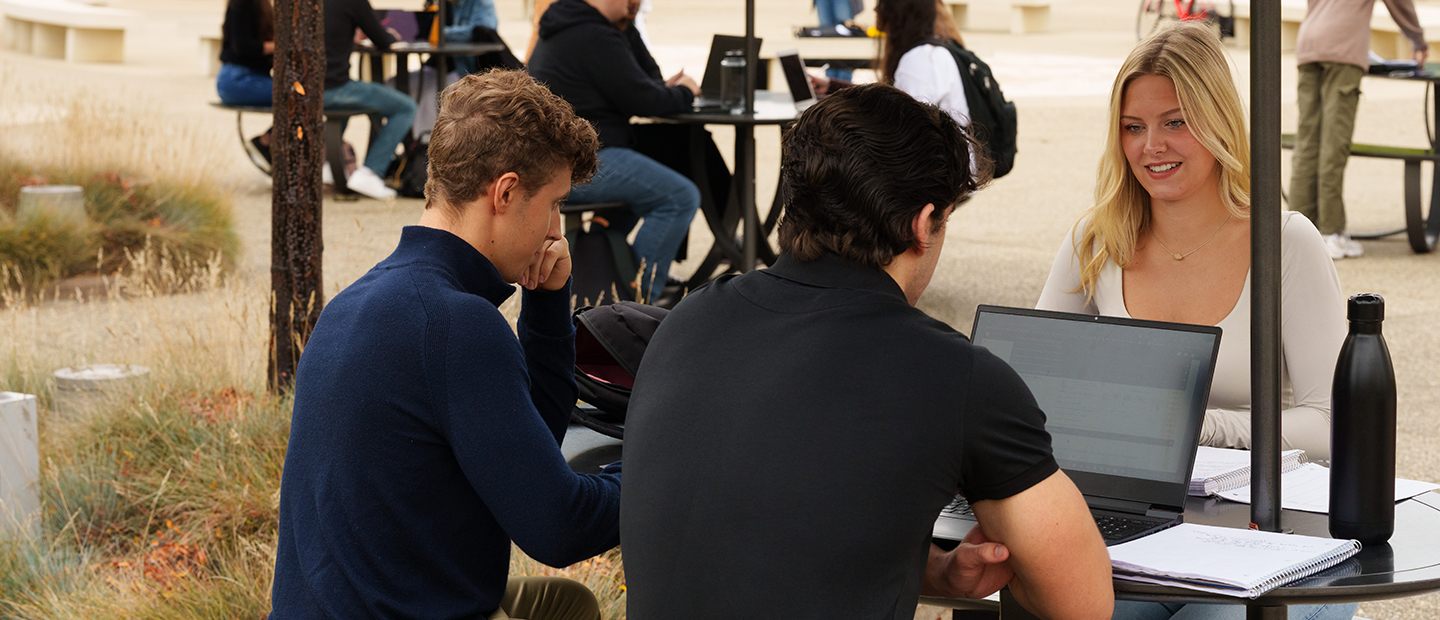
left=620, top=84, right=1113, bottom=620
left=322, top=0, right=419, bottom=199
left=1036, top=22, right=1353, bottom=620
left=528, top=0, right=702, bottom=306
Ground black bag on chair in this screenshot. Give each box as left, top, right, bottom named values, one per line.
left=391, top=131, right=430, bottom=199
left=571, top=302, right=669, bottom=439
left=566, top=218, right=640, bottom=306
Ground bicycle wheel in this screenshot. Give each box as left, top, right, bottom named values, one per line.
left=1136, top=0, right=1172, bottom=40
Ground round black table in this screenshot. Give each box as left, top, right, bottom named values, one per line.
left=928, top=492, right=1440, bottom=619
left=650, top=92, right=798, bottom=287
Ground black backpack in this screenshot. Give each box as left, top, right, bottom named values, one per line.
left=571, top=302, right=670, bottom=439
left=925, top=37, right=1018, bottom=179
left=392, top=131, right=430, bottom=199
left=565, top=218, right=639, bottom=306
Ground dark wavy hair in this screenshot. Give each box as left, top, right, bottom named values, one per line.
left=777, top=84, right=990, bottom=267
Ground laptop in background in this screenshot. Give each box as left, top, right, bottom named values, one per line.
left=776, top=49, right=817, bottom=111
left=376, top=10, right=437, bottom=44
left=934, top=305, right=1221, bottom=546
left=693, top=34, right=763, bottom=111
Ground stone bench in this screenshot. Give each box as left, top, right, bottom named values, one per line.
left=945, top=0, right=970, bottom=30
left=200, top=33, right=222, bottom=76
left=943, top=0, right=1050, bottom=34
left=0, top=0, right=137, bottom=63
left=1010, top=1, right=1051, bottom=35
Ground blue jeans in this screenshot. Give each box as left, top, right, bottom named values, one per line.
left=567, top=147, right=700, bottom=302
left=444, top=0, right=498, bottom=77
left=1113, top=601, right=1359, bottom=620
left=216, top=63, right=274, bottom=107
left=815, top=0, right=855, bottom=80
left=324, top=80, right=418, bottom=175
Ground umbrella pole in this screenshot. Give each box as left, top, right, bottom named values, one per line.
left=1250, top=0, right=1284, bottom=541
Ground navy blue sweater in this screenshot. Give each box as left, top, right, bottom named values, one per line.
left=270, top=226, right=622, bottom=619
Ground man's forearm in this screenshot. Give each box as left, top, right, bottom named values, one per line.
left=518, top=280, right=577, bottom=443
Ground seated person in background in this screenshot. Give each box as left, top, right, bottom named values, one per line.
left=620, top=84, right=1113, bottom=620
left=528, top=0, right=702, bottom=305
left=874, top=0, right=970, bottom=128
left=217, top=0, right=275, bottom=160
left=270, top=70, right=620, bottom=620
left=322, top=0, right=419, bottom=199
left=435, top=0, right=523, bottom=77
left=1035, top=26, right=1352, bottom=619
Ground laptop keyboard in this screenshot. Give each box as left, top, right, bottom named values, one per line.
left=940, top=496, right=1167, bottom=544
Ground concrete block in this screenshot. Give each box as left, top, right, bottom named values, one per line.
left=17, top=185, right=86, bottom=228
left=53, top=364, right=149, bottom=420
left=0, top=393, right=39, bottom=539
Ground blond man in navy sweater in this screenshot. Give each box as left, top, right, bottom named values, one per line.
left=271, top=69, right=617, bottom=620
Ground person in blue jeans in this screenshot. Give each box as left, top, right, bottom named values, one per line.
left=529, top=0, right=702, bottom=304
left=436, top=0, right=499, bottom=76
left=217, top=0, right=276, bottom=161
left=816, top=0, right=859, bottom=80
left=324, top=0, right=418, bottom=199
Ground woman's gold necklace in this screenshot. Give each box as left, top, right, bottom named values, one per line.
left=1153, top=214, right=1233, bottom=261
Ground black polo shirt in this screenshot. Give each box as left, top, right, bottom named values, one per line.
left=621, top=252, right=1058, bottom=620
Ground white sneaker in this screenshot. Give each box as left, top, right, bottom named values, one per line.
left=345, top=166, right=396, bottom=200
left=1324, top=233, right=1363, bottom=260
left=322, top=165, right=334, bottom=186
left=1341, top=233, right=1364, bottom=257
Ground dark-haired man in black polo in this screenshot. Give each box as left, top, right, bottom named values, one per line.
left=620, top=84, right=1114, bottom=620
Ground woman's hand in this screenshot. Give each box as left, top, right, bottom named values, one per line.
left=808, top=73, right=832, bottom=97
left=263, top=41, right=275, bottom=54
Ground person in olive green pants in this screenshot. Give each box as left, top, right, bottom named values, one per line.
left=1289, top=62, right=1364, bottom=246
left=1289, top=0, right=1427, bottom=260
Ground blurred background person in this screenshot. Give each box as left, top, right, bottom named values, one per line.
left=217, top=0, right=275, bottom=162
left=1288, top=0, right=1427, bottom=260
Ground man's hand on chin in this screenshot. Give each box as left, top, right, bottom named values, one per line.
left=921, top=526, right=1014, bottom=600
left=518, top=237, right=572, bottom=292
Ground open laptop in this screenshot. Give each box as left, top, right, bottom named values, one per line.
left=693, top=34, right=763, bottom=111
left=377, top=10, right=435, bottom=43
left=933, top=305, right=1221, bottom=546
left=776, top=49, right=818, bottom=111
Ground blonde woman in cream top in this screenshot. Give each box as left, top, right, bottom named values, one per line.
left=1036, top=210, right=1346, bottom=460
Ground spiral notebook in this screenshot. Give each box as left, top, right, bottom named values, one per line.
left=1189, top=447, right=1306, bottom=496
left=1108, top=523, right=1361, bottom=598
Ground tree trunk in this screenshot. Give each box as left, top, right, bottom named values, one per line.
left=269, top=0, right=326, bottom=392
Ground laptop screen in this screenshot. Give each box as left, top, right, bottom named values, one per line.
left=970, top=306, right=1220, bottom=506
left=776, top=50, right=816, bottom=106
left=699, top=35, right=763, bottom=100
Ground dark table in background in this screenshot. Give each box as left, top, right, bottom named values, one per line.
left=651, top=91, right=798, bottom=288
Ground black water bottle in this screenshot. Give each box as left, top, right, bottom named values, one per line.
left=1329, top=293, right=1397, bottom=544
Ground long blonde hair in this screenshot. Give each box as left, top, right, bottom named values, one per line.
left=1074, top=22, right=1250, bottom=298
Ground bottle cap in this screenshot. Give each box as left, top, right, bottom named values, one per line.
left=1348, top=293, right=1385, bottom=322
